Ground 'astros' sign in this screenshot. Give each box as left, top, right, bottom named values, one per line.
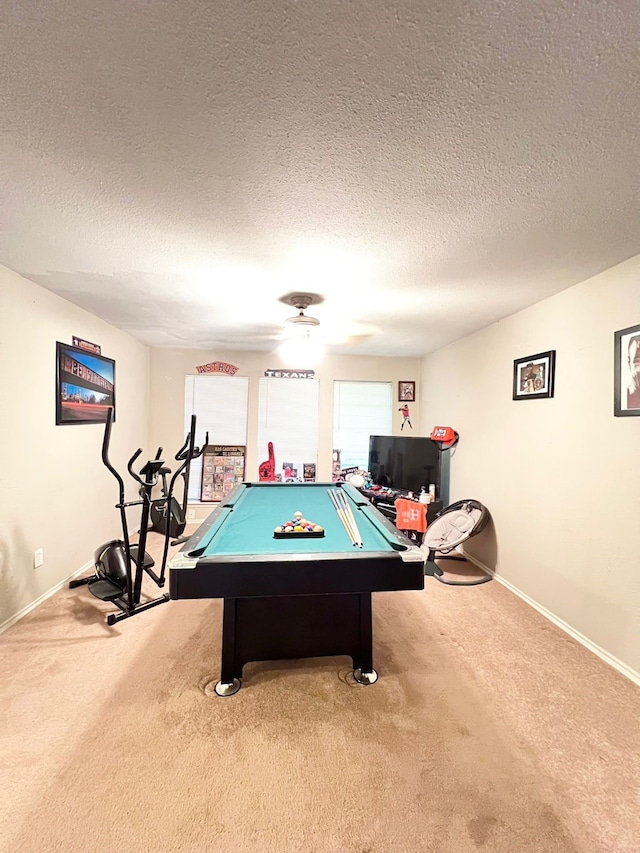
left=195, top=361, right=239, bottom=375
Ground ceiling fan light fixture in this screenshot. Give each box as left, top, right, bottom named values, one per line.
left=278, top=330, right=325, bottom=366
left=283, top=293, right=322, bottom=329
left=287, top=310, right=320, bottom=327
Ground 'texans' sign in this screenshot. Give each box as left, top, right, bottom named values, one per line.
left=264, top=369, right=316, bottom=379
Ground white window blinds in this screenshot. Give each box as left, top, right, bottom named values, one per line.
left=333, top=381, right=393, bottom=471
left=257, top=378, right=319, bottom=480
left=184, top=375, right=249, bottom=501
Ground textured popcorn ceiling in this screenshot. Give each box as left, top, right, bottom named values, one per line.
left=1, top=0, right=639, bottom=356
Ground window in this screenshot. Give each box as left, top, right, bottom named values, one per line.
left=184, top=375, right=249, bottom=501
left=257, top=377, right=319, bottom=481
left=333, top=381, right=393, bottom=471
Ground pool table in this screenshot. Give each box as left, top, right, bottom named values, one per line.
left=169, top=481, right=425, bottom=695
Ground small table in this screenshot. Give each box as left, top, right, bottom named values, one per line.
left=169, top=482, right=425, bottom=695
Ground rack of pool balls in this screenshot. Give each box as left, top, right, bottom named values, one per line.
left=273, top=511, right=324, bottom=538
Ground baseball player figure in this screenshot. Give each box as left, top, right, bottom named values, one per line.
left=398, top=403, right=412, bottom=430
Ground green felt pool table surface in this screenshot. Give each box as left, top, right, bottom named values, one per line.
left=185, top=481, right=408, bottom=558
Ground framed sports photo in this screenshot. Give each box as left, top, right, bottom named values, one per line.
left=398, top=381, right=415, bottom=402
left=512, top=350, right=556, bottom=401
left=614, top=323, right=640, bottom=417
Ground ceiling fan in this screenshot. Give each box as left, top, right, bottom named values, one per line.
left=282, top=293, right=322, bottom=330
left=170, top=292, right=381, bottom=350
left=277, top=293, right=380, bottom=346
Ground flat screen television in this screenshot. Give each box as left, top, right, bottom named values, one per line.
left=368, top=435, right=449, bottom=503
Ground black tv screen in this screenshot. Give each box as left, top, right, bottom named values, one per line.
left=368, top=435, right=448, bottom=501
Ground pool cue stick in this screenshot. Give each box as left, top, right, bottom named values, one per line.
left=335, top=489, right=362, bottom=543
left=329, top=489, right=362, bottom=547
left=328, top=490, right=356, bottom=545
left=333, top=489, right=363, bottom=547
left=328, top=490, right=357, bottom=546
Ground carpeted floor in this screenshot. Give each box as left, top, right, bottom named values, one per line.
left=1, top=532, right=639, bottom=853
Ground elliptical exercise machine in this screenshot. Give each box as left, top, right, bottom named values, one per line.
left=148, top=427, right=208, bottom=544
left=70, top=408, right=197, bottom=625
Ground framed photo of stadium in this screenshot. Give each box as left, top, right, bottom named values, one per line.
left=55, top=342, right=116, bottom=425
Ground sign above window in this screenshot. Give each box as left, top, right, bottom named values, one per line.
left=195, top=361, right=239, bottom=375
left=264, top=369, right=315, bottom=379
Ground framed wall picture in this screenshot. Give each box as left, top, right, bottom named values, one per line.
left=512, top=350, right=556, bottom=401
left=398, top=381, right=415, bottom=402
left=614, top=323, right=640, bottom=417
left=201, top=445, right=246, bottom=501
left=55, top=341, right=116, bottom=425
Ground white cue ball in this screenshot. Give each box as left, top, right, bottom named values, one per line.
left=350, top=474, right=365, bottom=489
left=293, top=511, right=303, bottom=519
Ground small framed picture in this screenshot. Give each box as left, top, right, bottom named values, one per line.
left=398, top=381, right=415, bottom=402
left=512, top=350, right=556, bottom=401
left=614, top=323, right=640, bottom=417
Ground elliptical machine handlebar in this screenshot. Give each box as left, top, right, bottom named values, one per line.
left=127, top=446, right=164, bottom=487
left=196, top=431, right=209, bottom=458
left=174, top=433, right=191, bottom=461
left=126, top=448, right=144, bottom=485
left=101, top=407, right=127, bottom=503
left=174, top=428, right=209, bottom=461
left=170, top=416, right=197, bottom=488
left=168, top=417, right=197, bottom=505
left=158, top=415, right=198, bottom=579
left=165, top=424, right=208, bottom=546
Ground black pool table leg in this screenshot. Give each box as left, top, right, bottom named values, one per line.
left=353, top=592, right=378, bottom=686
left=214, top=598, right=242, bottom=697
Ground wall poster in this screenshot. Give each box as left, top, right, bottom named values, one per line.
left=56, top=341, right=115, bottom=425
left=201, top=445, right=246, bottom=502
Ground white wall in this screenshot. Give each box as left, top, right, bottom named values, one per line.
left=0, top=265, right=150, bottom=628
left=421, top=255, right=640, bottom=680
left=149, top=349, right=423, bottom=519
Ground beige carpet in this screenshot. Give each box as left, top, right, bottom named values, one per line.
left=1, top=532, right=639, bottom=853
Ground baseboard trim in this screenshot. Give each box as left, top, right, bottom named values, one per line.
left=0, top=527, right=143, bottom=636
left=462, top=551, right=640, bottom=688
left=0, top=559, right=94, bottom=635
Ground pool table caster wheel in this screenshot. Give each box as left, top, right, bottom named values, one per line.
left=353, top=668, right=378, bottom=685
left=214, top=678, right=242, bottom=697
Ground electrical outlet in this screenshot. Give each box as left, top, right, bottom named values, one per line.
left=187, top=509, right=196, bottom=520
left=34, top=548, right=44, bottom=568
